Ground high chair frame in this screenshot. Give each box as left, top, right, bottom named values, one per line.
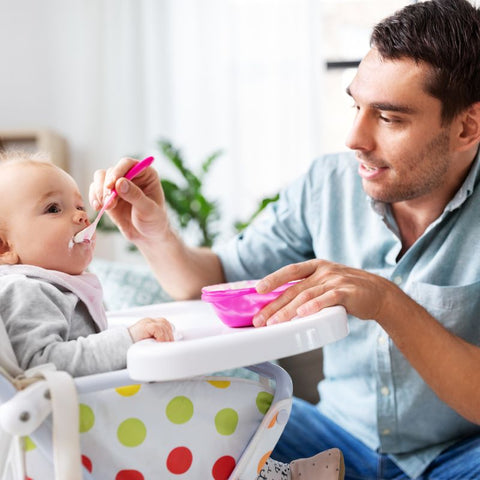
left=0, top=300, right=348, bottom=480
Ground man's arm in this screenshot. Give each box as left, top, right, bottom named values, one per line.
left=253, top=259, right=480, bottom=425
left=375, top=288, right=480, bottom=425
left=136, top=228, right=226, bottom=300
left=90, top=158, right=226, bottom=299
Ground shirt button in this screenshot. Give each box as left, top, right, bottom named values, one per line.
left=381, top=386, right=390, bottom=396
left=378, top=335, right=387, bottom=345
left=393, top=275, right=402, bottom=285
left=382, top=428, right=391, bottom=435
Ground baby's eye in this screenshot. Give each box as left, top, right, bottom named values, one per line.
left=45, top=203, right=61, bottom=214
left=77, top=205, right=86, bottom=212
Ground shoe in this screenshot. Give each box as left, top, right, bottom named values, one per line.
left=289, top=448, right=345, bottom=480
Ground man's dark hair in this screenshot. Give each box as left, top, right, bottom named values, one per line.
left=371, top=0, right=480, bottom=124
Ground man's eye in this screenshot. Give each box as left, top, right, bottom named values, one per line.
left=45, top=203, right=61, bottom=214
left=379, top=114, right=401, bottom=124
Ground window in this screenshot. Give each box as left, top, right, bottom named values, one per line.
left=318, top=0, right=411, bottom=153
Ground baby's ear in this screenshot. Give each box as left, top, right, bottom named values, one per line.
left=0, top=235, right=19, bottom=265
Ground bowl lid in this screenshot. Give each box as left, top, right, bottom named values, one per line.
left=201, top=279, right=297, bottom=301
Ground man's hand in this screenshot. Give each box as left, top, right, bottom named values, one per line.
left=89, top=157, right=172, bottom=246
left=128, top=317, right=175, bottom=342
left=252, top=259, right=401, bottom=326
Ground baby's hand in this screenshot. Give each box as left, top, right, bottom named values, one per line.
left=128, top=317, right=175, bottom=343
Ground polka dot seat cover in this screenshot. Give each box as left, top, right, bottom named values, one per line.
left=23, top=375, right=291, bottom=480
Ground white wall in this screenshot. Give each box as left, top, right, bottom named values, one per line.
left=0, top=0, right=411, bottom=250
left=0, top=1, right=97, bottom=185
left=0, top=0, right=327, bottom=246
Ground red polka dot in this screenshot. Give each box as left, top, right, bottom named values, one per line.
left=212, top=455, right=236, bottom=480
left=81, top=455, right=92, bottom=473
left=115, top=470, right=144, bottom=480
left=166, top=446, right=193, bottom=474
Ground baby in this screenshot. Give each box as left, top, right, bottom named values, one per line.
left=0, top=151, right=344, bottom=480
left=0, top=151, right=174, bottom=377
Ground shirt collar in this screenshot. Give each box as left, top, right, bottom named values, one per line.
left=445, top=147, right=480, bottom=211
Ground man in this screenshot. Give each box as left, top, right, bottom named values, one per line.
left=92, top=0, right=480, bottom=477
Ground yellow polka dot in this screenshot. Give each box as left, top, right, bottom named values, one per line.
left=23, top=436, right=36, bottom=451
left=115, top=384, right=141, bottom=396
left=79, top=404, right=95, bottom=433
left=207, top=380, right=231, bottom=389
left=117, top=418, right=147, bottom=447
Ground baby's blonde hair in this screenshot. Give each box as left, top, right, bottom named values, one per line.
left=0, top=149, right=51, bottom=166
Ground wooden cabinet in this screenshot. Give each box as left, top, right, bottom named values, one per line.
left=0, top=129, right=69, bottom=170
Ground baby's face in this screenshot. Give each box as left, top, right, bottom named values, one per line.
left=0, top=161, right=95, bottom=275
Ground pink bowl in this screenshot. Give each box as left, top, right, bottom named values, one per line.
left=201, top=280, right=296, bottom=327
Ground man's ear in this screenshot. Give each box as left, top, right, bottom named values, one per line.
left=453, top=102, right=480, bottom=152
left=0, top=235, right=19, bottom=265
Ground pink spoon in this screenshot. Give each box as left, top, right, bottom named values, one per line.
left=73, top=156, right=154, bottom=244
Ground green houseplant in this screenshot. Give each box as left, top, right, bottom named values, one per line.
left=97, top=139, right=279, bottom=247
left=157, top=139, right=279, bottom=246
left=158, top=140, right=221, bottom=247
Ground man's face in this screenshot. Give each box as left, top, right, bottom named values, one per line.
left=346, top=48, right=454, bottom=205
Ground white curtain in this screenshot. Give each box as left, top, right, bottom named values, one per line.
left=0, top=0, right=325, bottom=242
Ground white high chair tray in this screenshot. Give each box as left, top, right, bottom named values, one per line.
left=107, top=300, right=348, bottom=381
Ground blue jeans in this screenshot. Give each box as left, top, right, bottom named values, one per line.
left=271, top=397, right=480, bottom=480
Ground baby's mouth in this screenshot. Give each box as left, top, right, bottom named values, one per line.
left=68, top=236, right=91, bottom=249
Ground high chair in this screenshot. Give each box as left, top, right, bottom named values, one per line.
left=0, top=300, right=348, bottom=479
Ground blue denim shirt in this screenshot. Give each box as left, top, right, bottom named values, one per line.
left=215, top=150, right=480, bottom=478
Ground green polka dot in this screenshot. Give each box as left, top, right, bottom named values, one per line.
left=215, top=408, right=238, bottom=436
left=79, top=404, right=95, bottom=433
left=23, top=436, right=36, bottom=451
left=256, top=391, right=273, bottom=415
left=117, top=418, right=147, bottom=447
left=166, top=396, right=194, bottom=424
